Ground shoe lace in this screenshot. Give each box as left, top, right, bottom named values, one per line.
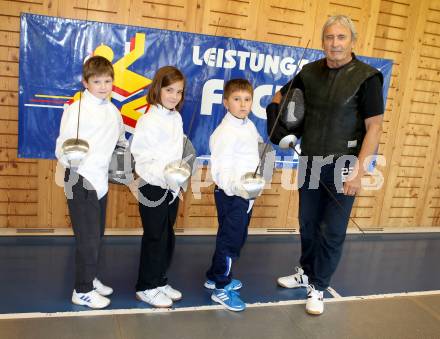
left=307, top=284, right=317, bottom=297
left=307, top=285, right=323, bottom=300
left=161, top=285, right=171, bottom=292
left=223, top=286, right=240, bottom=298
left=229, top=289, right=240, bottom=298
left=225, top=284, right=240, bottom=295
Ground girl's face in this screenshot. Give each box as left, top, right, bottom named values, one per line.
left=160, top=80, right=184, bottom=110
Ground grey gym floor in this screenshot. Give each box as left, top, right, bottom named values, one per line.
left=0, top=234, right=439, bottom=338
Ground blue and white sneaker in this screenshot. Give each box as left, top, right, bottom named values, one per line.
left=211, top=283, right=246, bottom=312
left=204, top=278, right=242, bottom=290
left=72, top=289, right=110, bottom=309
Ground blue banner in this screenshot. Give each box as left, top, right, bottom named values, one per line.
left=18, top=13, right=393, bottom=164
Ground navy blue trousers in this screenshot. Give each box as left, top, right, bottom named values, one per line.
left=298, top=158, right=355, bottom=291
left=206, top=187, right=252, bottom=289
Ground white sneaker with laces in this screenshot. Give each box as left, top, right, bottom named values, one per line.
left=277, top=267, right=309, bottom=288
left=306, top=285, right=324, bottom=315
left=157, top=284, right=182, bottom=301
left=136, top=288, right=173, bottom=308
left=72, top=290, right=110, bottom=309
left=93, top=278, right=113, bottom=296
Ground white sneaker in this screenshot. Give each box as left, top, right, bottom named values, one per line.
left=277, top=267, right=309, bottom=288
left=72, top=290, right=110, bottom=309
left=136, top=288, right=173, bottom=308
left=306, top=285, right=324, bottom=315
left=157, top=284, right=182, bottom=301
left=93, top=278, right=113, bottom=296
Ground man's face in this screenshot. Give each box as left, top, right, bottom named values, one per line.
left=322, top=22, right=354, bottom=68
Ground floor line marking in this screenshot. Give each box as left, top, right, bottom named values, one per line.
left=326, top=286, right=342, bottom=298
left=1, top=290, right=439, bottom=320
left=408, top=297, right=440, bottom=322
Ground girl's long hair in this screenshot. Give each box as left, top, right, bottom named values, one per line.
left=147, top=66, right=186, bottom=111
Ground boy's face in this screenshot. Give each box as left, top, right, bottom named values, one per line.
left=82, top=74, right=113, bottom=100
left=223, top=90, right=253, bottom=119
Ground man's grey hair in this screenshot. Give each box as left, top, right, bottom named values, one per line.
left=321, top=15, right=357, bottom=42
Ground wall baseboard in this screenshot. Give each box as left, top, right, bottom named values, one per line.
left=0, top=227, right=439, bottom=237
